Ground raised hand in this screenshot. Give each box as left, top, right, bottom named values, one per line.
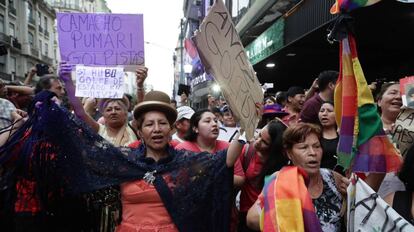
left=11, top=109, right=28, bottom=127
left=135, top=67, right=148, bottom=87
left=59, top=62, right=75, bottom=83
left=255, top=102, right=263, bottom=118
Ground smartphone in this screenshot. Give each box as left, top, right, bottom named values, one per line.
left=36, top=63, right=50, bottom=76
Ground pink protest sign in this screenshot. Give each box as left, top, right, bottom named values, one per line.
left=57, top=13, right=144, bottom=66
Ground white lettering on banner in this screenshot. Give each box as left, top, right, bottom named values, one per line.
left=347, top=176, right=414, bottom=231
left=191, top=74, right=207, bottom=87
left=193, top=0, right=263, bottom=140
left=75, top=65, right=125, bottom=98
left=391, top=107, right=414, bottom=157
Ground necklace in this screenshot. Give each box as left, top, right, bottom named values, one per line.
left=143, top=170, right=157, bottom=185
left=309, top=175, right=323, bottom=199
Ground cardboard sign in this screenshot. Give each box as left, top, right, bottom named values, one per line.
left=193, top=0, right=263, bottom=140
left=391, top=107, right=414, bottom=157
left=75, top=66, right=124, bottom=98
left=347, top=176, right=414, bottom=231
left=57, top=13, right=144, bottom=67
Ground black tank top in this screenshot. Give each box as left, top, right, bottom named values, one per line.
left=392, top=191, right=414, bottom=225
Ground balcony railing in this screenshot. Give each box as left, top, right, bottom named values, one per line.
left=0, top=32, right=10, bottom=45
left=0, top=72, right=12, bottom=81
left=12, top=37, right=21, bottom=50
left=8, top=6, right=16, bottom=16
left=38, top=26, right=43, bottom=33
left=0, top=0, right=6, bottom=6
left=31, top=47, right=39, bottom=57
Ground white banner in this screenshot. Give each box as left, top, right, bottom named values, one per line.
left=75, top=65, right=125, bottom=98
left=347, top=176, right=414, bottom=231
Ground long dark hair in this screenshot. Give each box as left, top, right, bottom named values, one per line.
left=184, top=109, right=211, bottom=142
left=257, top=120, right=288, bottom=186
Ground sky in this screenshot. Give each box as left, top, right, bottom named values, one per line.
left=106, top=0, right=184, bottom=96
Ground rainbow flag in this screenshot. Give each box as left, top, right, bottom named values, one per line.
left=330, top=0, right=382, bottom=14
left=334, top=34, right=402, bottom=173
left=260, top=166, right=322, bottom=232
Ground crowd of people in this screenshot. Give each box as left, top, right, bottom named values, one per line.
left=0, top=64, right=412, bottom=232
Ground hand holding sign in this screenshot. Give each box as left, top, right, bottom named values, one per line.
left=135, top=67, right=148, bottom=87
left=59, top=62, right=75, bottom=84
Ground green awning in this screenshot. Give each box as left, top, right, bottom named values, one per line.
left=245, top=18, right=284, bottom=65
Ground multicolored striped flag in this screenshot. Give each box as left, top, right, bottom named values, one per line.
left=334, top=34, right=402, bottom=173
left=330, top=0, right=382, bottom=14
left=260, top=166, right=322, bottom=232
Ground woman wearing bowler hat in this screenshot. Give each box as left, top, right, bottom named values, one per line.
left=0, top=84, right=257, bottom=231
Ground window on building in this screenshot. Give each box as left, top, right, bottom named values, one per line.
left=231, top=0, right=251, bottom=23
left=39, top=40, right=42, bottom=54
left=10, top=56, right=17, bottom=74
left=9, top=23, right=15, bottom=37
left=28, top=32, right=34, bottom=46
left=38, top=12, right=42, bottom=26
left=28, top=62, right=35, bottom=71
left=44, top=16, right=48, bottom=32
left=0, top=15, right=4, bottom=33
left=45, top=42, right=48, bottom=56
left=27, top=2, right=34, bottom=22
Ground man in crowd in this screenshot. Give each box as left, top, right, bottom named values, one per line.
left=300, top=70, right=338, bottom=124
left=220, top=105, right=236, bottom=128
left=207, top=94, right=218, bottom=111
left=172, top=106, right=195, bottom=143
left=282, top=86, right=305, bottom=126
left=0, top=79, right=17, bottom=132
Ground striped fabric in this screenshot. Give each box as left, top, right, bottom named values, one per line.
left=260, top=166, right=322, bottom=232
left=334, top=34, right=402, bottom=173
left=330, top=0, right=382, bottom=14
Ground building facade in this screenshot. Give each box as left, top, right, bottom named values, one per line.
left=232, top=0, right=414, bottom=92
left=175, top=0, right=414, bottom=101
left=173, top=0, right=233, bottom=109
left=0, top=0, right=57, bottom=82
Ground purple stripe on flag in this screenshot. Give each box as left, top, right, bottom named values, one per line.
left=303, top=209, right=322, bottom=232
left=339, top=116, right=355, bottom=135
left=353, top=154, right=386, bottom=172
left=338, top=135, right=353, bottom=154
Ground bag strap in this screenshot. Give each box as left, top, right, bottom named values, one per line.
left=242, top=144, right=256, bottom=172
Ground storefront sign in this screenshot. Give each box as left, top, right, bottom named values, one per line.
left=245, top=18, right=284, bottom=65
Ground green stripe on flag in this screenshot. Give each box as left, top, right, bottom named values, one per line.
left=357, top=104, right=383, bottom=146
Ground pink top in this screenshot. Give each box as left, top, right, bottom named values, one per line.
left=116, top=179, right=178, bottom=232
left=175, top=140, right=229, bottom=153
left=175, top=141, right=245, bottom=177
